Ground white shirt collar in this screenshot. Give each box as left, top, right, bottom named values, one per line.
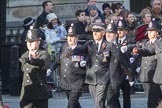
left=70, top=44, right=77, bottom=50
left=149, top=38, right=157, bottom=44
left=119, top=36, right=126, bottom=44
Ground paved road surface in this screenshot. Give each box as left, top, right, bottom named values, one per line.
left=3, top=92, right=147, bottom=108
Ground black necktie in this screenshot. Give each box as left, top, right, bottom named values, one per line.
left=119, top=40, right=121, bottom=44
left=96, top=43, right=99, bottom=51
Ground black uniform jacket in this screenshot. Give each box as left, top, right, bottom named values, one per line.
left=20, top=49, right=51, bottom=99
left=74, top=39, right=112, bottom=85
left=60, top=43, right=87, bottom=91
left=109, top=41, right=131, bottom=85
left=117, top=37, right=133, bottom=80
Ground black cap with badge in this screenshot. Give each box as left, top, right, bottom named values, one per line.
left=147, top=19, right=161, bottom=32
left=67, top=23, right=78, bottom=37
left=105, top=21, right=117, bottom=33
left=117, top=18, right=128, bottom=30
left=26, top=29, right=43, bottom=42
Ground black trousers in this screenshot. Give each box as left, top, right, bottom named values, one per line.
left=148, top=83, right=162, bottom=108
left=20, top=98, right=48, bottom=108
left=107, top=84, right=121, bottom=108
left=65, top=90, right=81, bottom=108
left=121, top=79, right=131, bottom=108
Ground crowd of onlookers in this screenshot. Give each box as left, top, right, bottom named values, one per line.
left=20, top=0, right=162, bottom=108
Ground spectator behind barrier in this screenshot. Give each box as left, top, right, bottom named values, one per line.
left=84, top=0, right=103, bottom=19
left=35, top=1, right=54, bottom=29
left=45, top=13, right=67, bottom=55
left=102, top=3, right=112, bottom=19
left=21, top=17, right=36, bottom=53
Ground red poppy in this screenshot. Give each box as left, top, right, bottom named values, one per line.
left=102, top=43, right=106, bottom=49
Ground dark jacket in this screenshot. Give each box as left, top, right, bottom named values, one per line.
left=117, top=37, right=133, bottom=80
left=74, top=21, right=87, bottom=35
left=20, top=30, right=28, bottom=53
left=109, top=42, right=131, bottom=85
left=35, top=11, right=49, bottom=28
left=74, top=40, right=112, bottom=85
left=139, top=41, right=157, bottom=83
left=20, top=49, right=51, bottom=99
left=60, top=43, right=87, bottom=91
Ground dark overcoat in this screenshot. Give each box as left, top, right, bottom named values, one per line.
left=109, top=42, right=131, bottom=85
left=74, top=40, right=112, bottom=85
left=139, top=41, right=157, bottom=83
left=60, top=43, right=86, bottom=91
left=20, top=49, right=51, bottom=100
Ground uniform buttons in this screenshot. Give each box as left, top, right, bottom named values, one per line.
left=96, top=54, right=98, bottom=56
left=26, top=74, right=29, bottom=76
left=66, top=64, right=68, bottom=66
left=96, top=60, right=98, bottom=61
left=64, top=69, right=66, bottom=72
left=95, top=70, right=97, bottom=72
left=26, top=68, right=29, bottom=71
left=95, top=65, right=98, bottom=66
left=64, top=75, right=66, bottom=77
left=145, top=67, right=147, bottom=69
left=145, top=61, right=148, bottom=64
left=26, top=80, right=30, bottom=83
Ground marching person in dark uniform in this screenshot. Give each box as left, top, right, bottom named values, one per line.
left=105, top=21, right=121, bottom=108
left=116, top=19, right=134, bottom=108
left=74, top=23, right=112, bottom=108
left=59, top=24, right=87, bottom=108
left=121, top=20, right=162, bottom=108
left=19, top=29, right=52, bottom=108
left=138, top=20, right=162, bottom=108
left=105, top=21, right=132, bottom=108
